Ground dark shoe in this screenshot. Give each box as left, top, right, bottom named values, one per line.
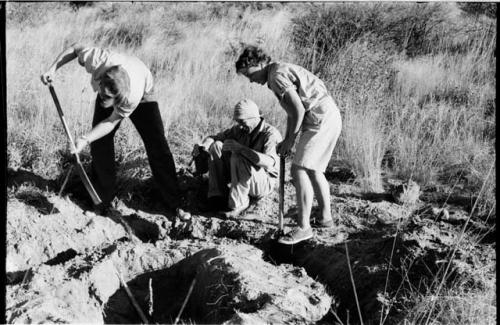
left=278, top=227, right=314, bottom=245
left=312, top=218, right=335, bottom=228
left=94, top=203, right=111, bottom=216
left=200, top=196, right=227, bottom=212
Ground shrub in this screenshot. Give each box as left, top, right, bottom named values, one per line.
left=291, top=2, right=452, bottom=76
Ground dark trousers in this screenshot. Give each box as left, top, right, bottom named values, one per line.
left=91, top=98, right=179, bottom=208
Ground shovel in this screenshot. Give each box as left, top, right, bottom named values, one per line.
left=277, top=155, right=285, bottom=236
left=48, top=83, right=102, bottom=206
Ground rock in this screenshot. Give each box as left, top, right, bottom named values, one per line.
left=391, top=180, right=420, bottom=205
left=432, top=207, right=450, bottom=220
left=176, top=208, right=192, bottom=221
left=88, top=260, right=120, bottom=303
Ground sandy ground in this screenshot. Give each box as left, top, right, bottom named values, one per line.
left=6, top=166, right=495, bottom=324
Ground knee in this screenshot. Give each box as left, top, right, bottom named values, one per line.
left=230, top=152, right=252, bottom=169
left=291, top=164, right=310, bottom=187
left=209, top=141, right=223, bottom=157
left=230, top=152, right=242, bottom=163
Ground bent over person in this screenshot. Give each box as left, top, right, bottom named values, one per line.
left=193, top=99, right=282, bottom=218
left=236, top=46, right=342, bottom=245
left=41, top=44, right=180, bottom=213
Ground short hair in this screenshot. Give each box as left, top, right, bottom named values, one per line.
left=100, top=65, right=130, bottom=106
left=235, top=45, right=271, bottom=70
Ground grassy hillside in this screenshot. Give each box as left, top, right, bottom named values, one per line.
left=6, top=2, right=496, bottom=324
left=7, top=2, right=495, bottom=207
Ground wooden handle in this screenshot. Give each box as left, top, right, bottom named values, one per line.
left=48, top=84, right=102, bottom=205
left=278, top=155, right=285, bottom=231
left=48, top=84, right=78, bottom=154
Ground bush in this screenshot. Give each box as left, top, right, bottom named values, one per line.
left=291, top=2, right=451, bottom=76
left=457, top=3, right=497, bottom=19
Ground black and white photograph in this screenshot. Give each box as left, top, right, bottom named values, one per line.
left=4, top=2, right=496, bottom=324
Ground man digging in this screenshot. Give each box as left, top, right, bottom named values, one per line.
left=192, top=99, right=282, bottom=218
left=41, top=43, right=180, bottom=214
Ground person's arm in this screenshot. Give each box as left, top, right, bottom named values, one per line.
left=222, top=140, right=275, bottom=169
left=192, top=126, right=234, bottom=157
left=41, top=43, right=86, bottom=84
left=277, top=89, right=305, bottom=156
left=192, top=136, right=215, bottom=157
left=71, top=110, right=123, bottom=154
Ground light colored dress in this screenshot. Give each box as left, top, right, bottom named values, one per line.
left=77, top=47, right=154, bottom=118
left=267, top=62, right=342, bottom=172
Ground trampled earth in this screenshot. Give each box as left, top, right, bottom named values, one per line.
left=6, top=165, right=495, bottom=324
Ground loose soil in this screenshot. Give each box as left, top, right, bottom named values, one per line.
left=6, top=166, right=495, bottom=324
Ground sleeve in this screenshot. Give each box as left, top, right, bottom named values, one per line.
left=262, top=129, right=283, bottom=168
left=77, top=47, right=110, bottom=74
left=268, top=69, right=297, bottom=101
left=211, top=127, right=235, bottom=143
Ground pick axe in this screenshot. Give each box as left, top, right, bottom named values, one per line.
left=48, top=83, right=102, bottom=206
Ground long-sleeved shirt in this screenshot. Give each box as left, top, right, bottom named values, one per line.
left=212, top=118, right=282, bottom=177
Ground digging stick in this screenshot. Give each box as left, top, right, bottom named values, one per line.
left=148, top=278, right=154, bottom=317
left=57, top=164, right=74, bottom=197
left=47, top=83, right=102, bottom=205
left=174, top=277, right=197, bottom=325
left=278, top=155, right=285, bottom=233
left=115, top=268, right=149, bottom=324
left=49, top=164, right=74, bottom=214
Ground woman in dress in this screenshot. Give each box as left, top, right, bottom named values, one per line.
left=235, top=46, right=342, bottom=244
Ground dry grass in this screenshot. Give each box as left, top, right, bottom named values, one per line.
left=6, top=2, right=295, bottom=178
left=6, top=3, right=496, bottom=322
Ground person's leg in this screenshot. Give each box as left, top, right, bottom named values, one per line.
left=207, top=141, right=230, bottom=199
left=222, top=152, right=273, bottom=218
left=129, top=101, right=180, bottom=209
left=90, top=98, right=121, bottom=206
left=247, top=166, right=275, bottom=201
left=292, top=164, right=314, bottom=229
left=307, top=169, right=332, bottom=222
left=227, top=153, right=253, bottom=210
left=277, top=163, right=314, bottom=244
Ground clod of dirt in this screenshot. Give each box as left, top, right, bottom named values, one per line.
left=391, top=180, right=420, bottom=205
left=104, top=243, right=332, bottom=324
left=6, top=197, right=128, bottom=272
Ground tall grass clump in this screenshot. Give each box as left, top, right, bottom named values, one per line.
left=291, top=2, right=496, bottom=212
left=326, top=36, right=396, bottom=192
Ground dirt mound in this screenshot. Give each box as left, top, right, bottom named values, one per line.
left=104, top=244, right=331, bottom=324
left=6, top=170, right=495, bottom=324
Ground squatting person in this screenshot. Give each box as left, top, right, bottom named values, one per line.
left=41, top=43, right=180, bottom=213
left=235, top=45, right=342, bottom=245
left=192, top=99, right=282, bottom=218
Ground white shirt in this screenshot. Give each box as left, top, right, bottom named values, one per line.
left=77, top=47, right=154, bottom=118
left=267, top=62, right=329, bottom=112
